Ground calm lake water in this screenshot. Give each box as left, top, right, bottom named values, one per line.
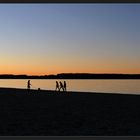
left=0, top=79, right=140, bottom=94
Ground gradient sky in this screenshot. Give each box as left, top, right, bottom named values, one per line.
left=0, top=4, right=140, bottom=75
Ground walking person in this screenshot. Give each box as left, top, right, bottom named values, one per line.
left=55, top=81, right=59, bottom=91
left=64, top=81, right=67, bottom=92
left=27, top=80, right=32, bottom=93
left=59, top=81, right=64, bottom=91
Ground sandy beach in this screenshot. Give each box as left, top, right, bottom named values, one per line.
left=0, top=87, right=140, bottom=136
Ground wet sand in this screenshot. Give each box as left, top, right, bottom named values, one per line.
left=0, top=87, right=140, bottom=136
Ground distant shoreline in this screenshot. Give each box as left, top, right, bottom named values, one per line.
left=0, top=73, right=140, bottom=79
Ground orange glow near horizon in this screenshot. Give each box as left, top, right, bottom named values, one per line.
left=1, top=53, right=140, bottom=75
left=1, top=52, right=140, bottom=75
left=0, top=66, right=140, bottom=75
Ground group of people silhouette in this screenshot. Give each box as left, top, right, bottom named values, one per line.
left=55, top=81, right=67, bottom=92
left=27, top=80, right=67, bottom=92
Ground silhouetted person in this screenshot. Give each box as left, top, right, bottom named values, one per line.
left=55, top=81, right=59, bottom=91
left=64, top=81, right=67, bottom=91
left=59, top=81, right=64, bottom=91
left=27, top=80, right=32, bottom=93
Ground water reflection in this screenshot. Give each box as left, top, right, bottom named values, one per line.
left=0, top=79, right=140, bottom=94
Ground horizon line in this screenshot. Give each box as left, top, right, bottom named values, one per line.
left=0, top=73, right=140, bottom=76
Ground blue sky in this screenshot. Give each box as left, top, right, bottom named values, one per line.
left=0, top=4, right=140, bottom=75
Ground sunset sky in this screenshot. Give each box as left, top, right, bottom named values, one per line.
left=0, top=4, right=140, bottom=75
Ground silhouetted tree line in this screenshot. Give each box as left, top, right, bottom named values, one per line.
left=0, top=73, right=140, bottom=79
left=56, top=73, right=140, bottom=79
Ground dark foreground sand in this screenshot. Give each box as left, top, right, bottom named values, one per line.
left=0, top=87, right=140, bottom=136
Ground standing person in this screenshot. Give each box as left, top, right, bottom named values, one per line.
left=27, top=80, right=32, bottom=93
left=55, top=81, right=59, bottom=91
left=59, top=81, right=64, bottom=91
left=64, top=81, right=67, bottom=92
